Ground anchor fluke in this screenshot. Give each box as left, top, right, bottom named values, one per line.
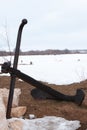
left=74, top=89, right=85, bottom=106
left=31, top=88, right=85, bottom=106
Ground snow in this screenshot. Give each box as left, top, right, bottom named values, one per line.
left=8, top=116, right=81, bottom=130
left=0, top=54, right=87, bottom=129
left=1, top=54, right=87, bottom=85
left=18, top=54, right=87, bottom=84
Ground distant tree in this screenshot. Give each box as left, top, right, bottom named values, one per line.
left=64, top=49, right=71, bottom=54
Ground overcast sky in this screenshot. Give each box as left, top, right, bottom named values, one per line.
left=0, top=0, right=87, bottom=51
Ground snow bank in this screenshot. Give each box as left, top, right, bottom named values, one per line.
left=8, top=116, right=81, bottom=130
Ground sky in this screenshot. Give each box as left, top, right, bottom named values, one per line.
left=0, top=0, right=87, bottom=51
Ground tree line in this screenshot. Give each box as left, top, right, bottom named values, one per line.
left=0, top=49, right=87, bottom=56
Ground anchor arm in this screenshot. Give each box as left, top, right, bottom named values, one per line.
left=1, top=63, right=68, bottom=100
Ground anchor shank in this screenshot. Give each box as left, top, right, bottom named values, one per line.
left=6, top=19, right=27, bottom=119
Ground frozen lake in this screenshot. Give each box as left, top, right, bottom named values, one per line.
left=0, top=54, right=87, bottom=85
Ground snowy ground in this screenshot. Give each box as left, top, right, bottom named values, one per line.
left=1, top=54, right=87, bottom=85
left=8, top=116, right=81, bottom=130
left=0, top=54, right=87, bottom=130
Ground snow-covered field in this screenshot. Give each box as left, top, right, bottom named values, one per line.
left=0, top=54, right=87, bottom=130
left=1, top=54, right=87, bottom=85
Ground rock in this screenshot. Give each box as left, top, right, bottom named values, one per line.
left=0, top=97, right=9, bottom=130
left=0, top=88, right=27, bottom=129
left=11, top=106, right=27, bottom=117
left=0, top=88, right=21, bottom=108
left=8, top=118, right=23, bottom=130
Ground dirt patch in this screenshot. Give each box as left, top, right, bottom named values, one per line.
left=0, top=76, right=87, bottom=130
